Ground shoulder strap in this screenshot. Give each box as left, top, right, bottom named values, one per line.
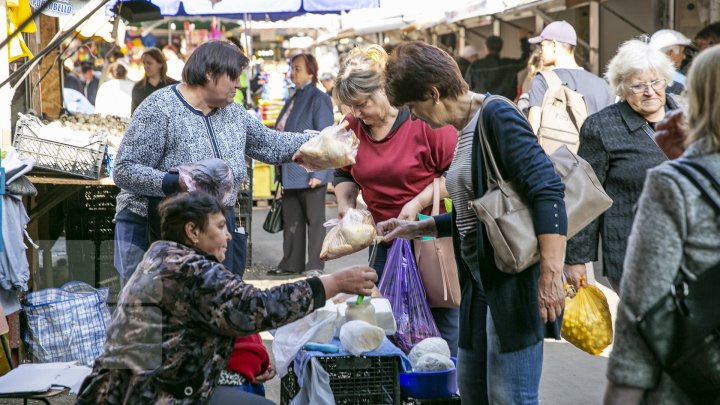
left=477, top=95, right=526, bottom=186
left=539, top=70, right=563, bottom=88
left=669, top=159, right=720, bottom=213
left=431, top=177, right=440, bottom=216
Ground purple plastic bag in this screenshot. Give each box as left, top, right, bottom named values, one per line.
left=378, top=239, right=440, bottom=354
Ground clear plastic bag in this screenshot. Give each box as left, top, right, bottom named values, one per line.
left=378, top=239, right=440, bottom=354
left=293, top=122, right=359, bottom=171
left=561, top=277, right=613, bottom=355
left=177, top=158, right=234, bottom=201
left=320, top=208, right=377, bottom=261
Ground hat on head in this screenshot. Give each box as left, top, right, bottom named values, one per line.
left=528, top=21, right=577, bottom=46
left=461, top=45, right=478, bottom=58
left=650, top=29, right=692, bottom=50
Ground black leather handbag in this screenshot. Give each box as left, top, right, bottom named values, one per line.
left=262, top=182, right=283, bottom=234
left=636, top=159, right=720, bottom=404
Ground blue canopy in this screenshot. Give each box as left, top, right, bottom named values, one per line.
left=111, top=0, right=379, bottom=21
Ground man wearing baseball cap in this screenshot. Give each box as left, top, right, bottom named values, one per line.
left=650, top=29, right=692, bottom=94
left=527, top=21, right=614, bottom=135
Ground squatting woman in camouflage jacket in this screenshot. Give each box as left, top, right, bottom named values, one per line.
left=76, top=192, right=377, bottom=404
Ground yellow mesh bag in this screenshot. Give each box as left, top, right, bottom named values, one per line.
left=561, top=277, right=613, bottom=355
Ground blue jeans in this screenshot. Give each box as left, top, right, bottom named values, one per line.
left=457, top=310, right=543, bottom=404
left=369, top=242, right=460, bottom=356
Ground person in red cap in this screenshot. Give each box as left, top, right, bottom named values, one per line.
left=526, top=20, right=614, bottom=135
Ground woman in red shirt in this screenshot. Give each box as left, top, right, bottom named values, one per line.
left=333, top=45, right=459, bottom=355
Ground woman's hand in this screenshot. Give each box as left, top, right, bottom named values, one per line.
left=563, top=263, right=588, bottom=291
left=308, top=178, right=323, bottom=189
left=397, top=200, right=423, bottom=221
left=254, top=363, right=276, bottom=383
left=320, top=265, right=378, bottom=298
left=376, top=218, right=437, bottom=243
left=537, top=234, right=566, bottom=323
left=654, top=109, right=687, bottom=160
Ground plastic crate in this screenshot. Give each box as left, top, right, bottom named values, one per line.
left=13, top=115, right=107, bottom=179
left=281, top=355, right=401, bottom=405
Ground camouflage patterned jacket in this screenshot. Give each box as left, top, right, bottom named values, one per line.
left=76, top=241, right=325, bottom=404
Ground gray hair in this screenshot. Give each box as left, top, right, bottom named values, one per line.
left=604, top=39, right=675, bottom=99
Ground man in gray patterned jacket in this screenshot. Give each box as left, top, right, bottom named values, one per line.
left=113, top=41, right=312, bottom=284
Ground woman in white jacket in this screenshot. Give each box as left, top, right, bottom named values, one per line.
left=94, top=62, right=134, bottom=118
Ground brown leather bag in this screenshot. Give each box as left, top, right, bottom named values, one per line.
left=469, top=96, right=613, bottom=274
left=413, top=178, right=461, bottom=308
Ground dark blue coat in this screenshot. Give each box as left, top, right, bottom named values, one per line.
left=275, top=84, right=334, bottom=189
left=435, top=97, right=567, bottom=353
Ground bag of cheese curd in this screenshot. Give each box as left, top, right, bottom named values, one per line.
left=293, top=121, right=359, bottom=171
left=320, top=208, right=377, bottom=261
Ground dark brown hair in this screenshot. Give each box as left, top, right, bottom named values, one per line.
left=158, top=192, right=225, bottom=245
left=291, top=53, right=319, bottom=85
left=183, top=40, right=248, bottom=86
left=385, top=41, right=468, bottom=106
left=141, top=47, right=169, bottom=83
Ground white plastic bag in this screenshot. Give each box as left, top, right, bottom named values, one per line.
left=320, top=208, right=377, bottom=261
left=272, top=300, right=338, bottom=377
left=293, top=122, right=359, bottom=171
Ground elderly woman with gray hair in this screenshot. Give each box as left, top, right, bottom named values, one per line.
left=563, top=39, right=680, bottom=291
left=604, top=44, right=720, bottom=405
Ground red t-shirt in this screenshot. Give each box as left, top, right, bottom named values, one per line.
left=337, top=112, right=457, bottom=223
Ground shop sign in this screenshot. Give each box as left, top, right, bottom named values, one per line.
left=29, top=0, right=89, bottom=18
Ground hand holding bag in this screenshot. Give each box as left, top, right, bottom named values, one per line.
left=263, top=182, right=283, bottom=234
left=413, top=178, right=461, bottom=308
left=636, top=159, right=720, bottom=403
left=469, top=96, right=613, bottom=274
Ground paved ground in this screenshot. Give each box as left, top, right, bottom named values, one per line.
left=0, top=203, right=619, bottom=404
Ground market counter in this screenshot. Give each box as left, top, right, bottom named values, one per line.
left=24, top=174, right=119, bottom=291
left=26, top=175, right=116, bottom=223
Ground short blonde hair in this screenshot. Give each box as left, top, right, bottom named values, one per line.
left=605, top=39, right=675, bottom=99
left=334, top=45, right=387, bottom=106
left=686, top=45, right=720, bottom=152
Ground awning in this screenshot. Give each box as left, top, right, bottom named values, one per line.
left=109, top=0, right=379, bottom=21
left=445, top=0, right=552, bottom=23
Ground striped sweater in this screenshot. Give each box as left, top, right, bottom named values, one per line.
left=113, top=85, right=310, bottom=217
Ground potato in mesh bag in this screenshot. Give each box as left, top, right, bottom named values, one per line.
left=320, top=208, right=377, bottom=261
left=292, top=121, right=359, bottom=171
left=561, top=277, right=613, bottom=355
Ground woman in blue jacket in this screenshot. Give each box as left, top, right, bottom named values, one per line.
left=268, top=54, right=334, bottom=276
left=378, top=41, right=567, bottom=404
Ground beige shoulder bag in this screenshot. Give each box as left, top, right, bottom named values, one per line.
left=413, top=178, right=461, bottom=308
left=469, top=95, right=612, bottom=274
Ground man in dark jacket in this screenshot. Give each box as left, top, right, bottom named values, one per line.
left=465, top=28, right=531, bottom=99
left=80, top=61, right=100, bottom=106
left=455, top=45, right=478, bottom=80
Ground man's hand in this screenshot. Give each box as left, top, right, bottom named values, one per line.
left=564, top=263, right=588, bottom=291
left=308, top=178, right=323, bottom=189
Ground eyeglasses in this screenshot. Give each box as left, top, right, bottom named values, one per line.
left=626, top=79, right=667, bottom=94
